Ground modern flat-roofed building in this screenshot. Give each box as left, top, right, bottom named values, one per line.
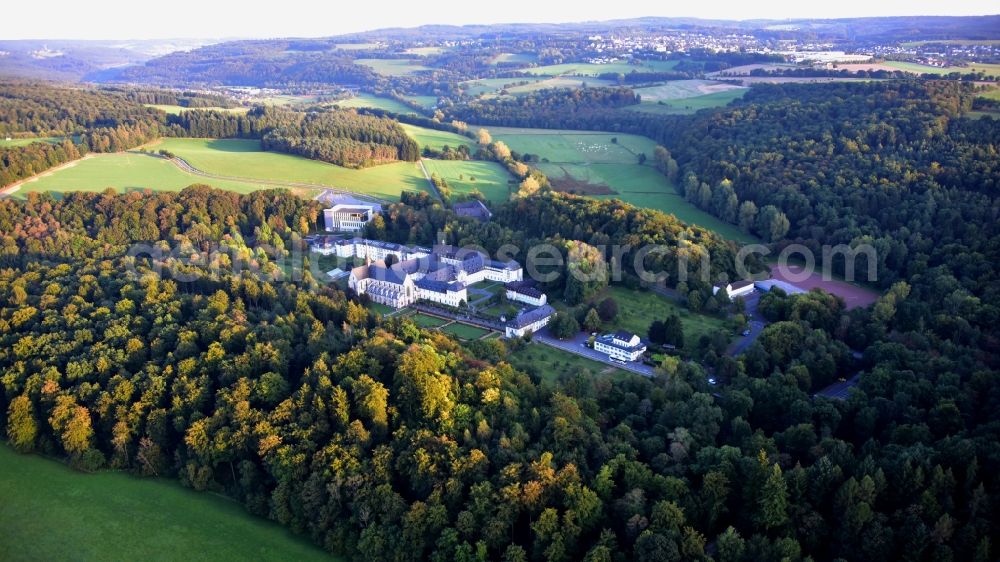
left=594, top=331, right=647, bottom=362
left=324, top=204, right=378, bottom=232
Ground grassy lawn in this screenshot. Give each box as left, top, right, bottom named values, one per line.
left=13, top=152, right=284, bottom=198
left=491, top=53, right=538, bottom=65
left=153, top=138, right=431, bottom=201
left=883, top=61, right=1000, bottom=77
left=628, top=89, right=747, bottom=115
left=632, top=80, right=746, bottom=102
left=0, top=445, right=334, bottom=562
left=145, top=104, right=250, bottom=116
left=503, top=77, right=616, bottom=95
left=333, top=94, right=420, bottom=114
left=483, top=127, right=755, bottom=242
left=421, top=159, right=513, bottom=203
left=355, top=59, right=431, bottom=76
left=440, top=322, right=491, bottom=340
left=589, top=286, right=730, bottom=348
left=401, top=124, right=474, bottom=151
left=368, top=302, right=396, bottom=316
left=524, top=60, right=678, bottom=76
left=403, top=95, right=438, bottom=109
left=480, top=302, right=522, bottom=320
left=470, top=281, right=505, bottom=296
left=0, top=136, right=64, bottom=147
left=409, top=313, right=450, bottom=328
left=507, top=343, right=631, bottom=382
left=460, top=78, right=548, bottom=97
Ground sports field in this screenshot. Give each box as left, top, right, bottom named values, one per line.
left=333, top=94, right=420, bottom=114
left=154, top=138, right=431, bottom=201
left=768, top=263, right=880, bottom=309
left=145, top=104, right=250, bottom=116
left=401, top=123, right=474, bottom=151
left=0, top=445, right=334, bottom=562
left=441, top=322, right=491, bottom=340
left=525, top=60, right=678, bottom=76
left=0, top=136, right=63, bottom=147
left=482, top=127, right=753, bottom=241
left=355, top=58, right=431, bottom=76
left=12, top=152, right=283, bottom=197
left=421, top=159, right=513, bottom=202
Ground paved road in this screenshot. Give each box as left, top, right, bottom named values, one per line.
left=533, top=328, right=657, bottom=378
left=726, top=291, right=767, bottom=356
left=815, top=373, right=861, bottom=400
left=168, top=156, right=389, bottom=204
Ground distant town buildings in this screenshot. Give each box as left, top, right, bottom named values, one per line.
left=594, top=331, right=647, bottom=362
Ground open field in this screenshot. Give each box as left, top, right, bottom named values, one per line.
left=421, top=159, right=513, bottom=203
left=769, top=263, right=880, bottom=309
left=333, top=93, right=420, bottom=114
left=502, top=77, right=615, bottom=95
left=154, top=138, right=430, bottom=201
left=883, top=61, right=1000, bottom=77
left=258, top=94, right=321, bottom=106
left=460, top=78, right=548, bottom=97
left=588, top=285, right=731, bottom=347
left=0, top=136, right=63, bottom=147
left=627, top=89, right=748, bottom=115
left=404, top=46, right=448, bottom=56
left=491, top=53, right=538, bottom=65
left=633, top=80, right=746, bottom=102
left=525, top=60, right=679, bottom=76
left=441, top=322, right=491, bottom=340
left=404, top=95, right=438, bottom=109
left=482, top=126, right=754, bottom=241
left=355, top=58, right=431, bottom=76
left=11, top=152, right=283, bottom=198
left=0, top=445, right=334, bottom=562
left=977, top=86, right=1000, bottom=102
left=401, top=123, right=474, bottom=151
left=334, top=42, right=381, bottom=50
left=145, top=104, right=250, bottom=116
left=507, top=343, right=631, bottom=382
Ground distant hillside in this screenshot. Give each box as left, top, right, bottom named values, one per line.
left=0, top=39, right=219, bottom=81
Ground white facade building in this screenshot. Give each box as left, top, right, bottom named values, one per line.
left=324, top=204, right=377, bottom=232
left=594, top=332, right=647, bottom=362
left=712, top=280, right=755, bottom=301
left=505, top=284, right=547, bottom=307
left=505, top=305, right=556, bottom=338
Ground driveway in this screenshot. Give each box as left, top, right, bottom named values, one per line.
left=726, top=291, right=767, bottom=356
left=534, top=328, right=657, bottom=378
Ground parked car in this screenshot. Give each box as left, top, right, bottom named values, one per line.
left=707, top=377, right=717, bottom=385
left=742, top=330, right=751, bottom=336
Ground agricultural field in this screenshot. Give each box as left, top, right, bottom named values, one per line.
left=354, top=58, right=431, bottom=76
left=883, top=61, right=1000, bottom=77
left=403, top=95, right=438, bottom=110
left=421, top=159, right=513, bottom=203
left=524, top=60, right=678, bottom=77
left=440, top=322, right=491, bottom=340
left=460, top=78, right=548, bottom=97
left=632, top=80, right=747, bottom=102
left=0, top=445, right=334, bottom=562
left=404, top=46, right=448, bottom=56
left=11, top=152, right=282, bottom=198
left=333, top=42, right=380, bottom=50
left=482, top=126, right=753, bottom=241
left=627, top=90, right=748, bottom=115
left=507, top=343, right=631, bottom=383
left=588, top=286, right=731, bottom=347
left=153, top=138, right=431, bottom=201
left=257, top=94, right=321, bottom=106
left=401, top=123, right=474, bottom=151
left=504, top=76, right=616, bottom=95
left=0, top=136, right=63, bottom=147
left=332, top=93, right=420, bottom=114
left=977, top=86, right=1000, bottom=102
left=490, top=52, right=537, bottom=65
left=144, top=104, right=250, bottom=116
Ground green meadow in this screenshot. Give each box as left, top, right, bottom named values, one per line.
left=490, top=52, right=538, bottom=65
left=587, top=286, right=731, bottom=346
left=507, top=343, right=631, bottom=383
left=354, top=58, right=431, bottom=76
left=884, top=61, right=1000, bottom=77
left=13, top=152, right=280, bottom=197
left=153, top=138, right=431, bottom=201
left=0, top=136, right=63, bottom=147
left=0, top=445, right=335, bottom=562
left=401, top=123, right=475, bottom=151
left=332, top=94, right=419, bottom=114
left=482, top=126, right=755, bottom=242
left=627, top=89, right=748, bottom=115
left=145, top=104, right=250, bottom=116
left=422, top=159, right=513, bottom=203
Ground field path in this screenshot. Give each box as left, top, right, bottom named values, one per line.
left=417, top=158, right=444, bottom=201
left=168, top=155, right=390, bottom=204
left=1, top=154, right=94, bottom=198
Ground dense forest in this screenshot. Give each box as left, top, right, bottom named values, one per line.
left=1, top=184, right=998, bottom=562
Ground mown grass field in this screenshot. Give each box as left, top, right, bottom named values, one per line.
left=403, top=95, right=438, bottom=109
left=421, top=159, right=513, bottom=203
left=627, top=89, right=748, bottom=115
left=0, top=445, right=335, bottom=562
left=13, top=152, right=282, bottom=198
left=884, top=61, right=1000, bottom=77
left=145, top=104, right=250, bottom=116
left=408, top=312, right=450, bottom=328
left=631, top=80, right=745, bottom=102
left=460, top=78, right=548, bottom=97
left=441, top=322, right=491, bottom=340
left=154, top=138, right=430, bottom=201
left=354, top=58, right=431, bottom=76
left=490, top=52, right=538, bottom=65
left=0, top=136, right=63, bottom=147
left=589, top=286, right=730, bottom=347
left=524, top=60, right=678, bottom=76
left=481, top=126, right=754, bottom=241
left=507, top=343, right=631, bottom=382
left=333, top=94, right=420, bottom=114
left=503, top=76, right=616, bottom=95
left=401, top=124, right=474, bottom=151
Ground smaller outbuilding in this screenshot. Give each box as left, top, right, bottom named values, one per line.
left=712, top=280, right=755, bottom=301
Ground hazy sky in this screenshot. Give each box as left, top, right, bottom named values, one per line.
left=5, top=0, right=997, bottom=40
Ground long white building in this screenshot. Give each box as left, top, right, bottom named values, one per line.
left=505, top=305, right=556, bottom=338
left=594, top=331, right=647, bottom=362
left=324, top=204, right=378, bottom=232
